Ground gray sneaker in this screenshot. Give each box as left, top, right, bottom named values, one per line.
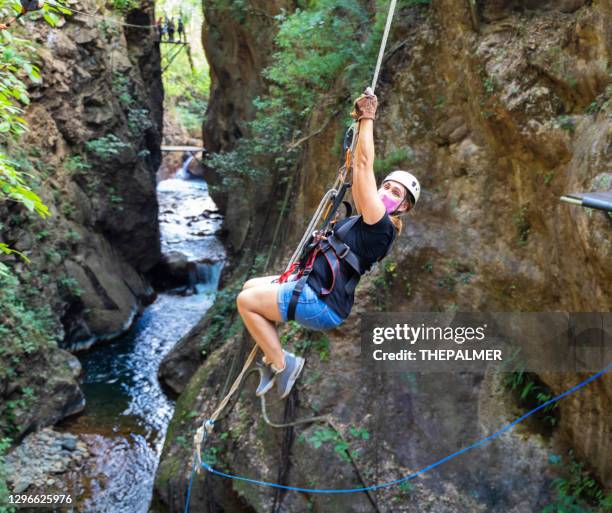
left=274, top=350, right=305, bottom=399
left=255, top=359, right=276, bottom=397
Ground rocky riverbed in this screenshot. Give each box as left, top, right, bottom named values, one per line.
left=5, top=428, right=88, bottom=496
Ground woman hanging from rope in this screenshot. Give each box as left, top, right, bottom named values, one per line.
left=236, top=88, right=421, bottom=399
left=0, top=0, right=44, bottom=29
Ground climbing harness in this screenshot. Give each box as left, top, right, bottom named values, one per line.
left=560, top=191, right=612, bottom=213
left=183, top=362, right=611, bottom=511
left=281, top=210, right=397, bottom=322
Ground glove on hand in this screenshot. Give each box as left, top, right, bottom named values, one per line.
left=350, top=87, right=378, bottom=121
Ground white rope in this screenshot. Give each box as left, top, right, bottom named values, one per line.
left=370, top=0, right=398, bottom=93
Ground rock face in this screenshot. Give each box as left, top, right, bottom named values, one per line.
left=0, top=0, right=163, bottom=440
left=200, top=0, right=293, bottom=252
left=5, top=0, right=163, bottom=348
left=4, top=427, right=90, bottom=495
left=155, top=0, right=610, bottom=511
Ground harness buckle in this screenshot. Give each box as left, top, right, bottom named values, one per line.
left=337, top=244, right=350, bottom=259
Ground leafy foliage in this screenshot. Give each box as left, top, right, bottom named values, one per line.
left=205, top=0, right=399, bottom=190
left=108, top=0, right=141, bottom=14
left=160, top=0, right=209, bottom=135
left=163, top=62, right=209, bottom=134
left=543, top=450, right=612, bottom=513
left=85, top=133, right=130, bottom=159
left=502, top=368, right=559, bottom=430
left=513, top=205, right=531, bottom=246
left=0, top=436, right=16, bottom=513
left=0, top=270, right=55, bottom=437
left=373, top=146, right=414, bottom=177
left=301, top=423, right=369, bottom=463
left=0, top=42, right=49, bottom=230
left=0, top=3, right=72, bottom=272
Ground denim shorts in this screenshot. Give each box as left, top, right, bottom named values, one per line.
left=277, top=280, right=344, bottom=331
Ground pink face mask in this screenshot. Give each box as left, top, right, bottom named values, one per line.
left=379, top=191, right=403, bottom=214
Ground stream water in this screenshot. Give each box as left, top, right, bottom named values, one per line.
left=55, top=159, right=225, bottom=512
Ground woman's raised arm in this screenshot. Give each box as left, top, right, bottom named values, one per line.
left=351, top=93, right=386, bottom=225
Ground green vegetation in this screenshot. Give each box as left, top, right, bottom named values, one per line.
left=300, top=423, right=369, bottom=463
left=65, top=154, right=92, bottom=174
left=557, top=115, right=576, bottom=134
left=61, top=202, right=76, bottom=219
left=85, top=134, right=130, bottom=159
left=108, top=0, right=140, bottom=14
left=281, top=321, right=330, bottom=361
left=371, top=259, right=398, bottom=308
left=159, top=0, right=209, bottom=135
left=585, top=100, right=599, bottom=114
left=107, top=186, right=124, bottom=209
left=113, top=72, right=135, bottom=106
left=163, top=63, right=208, bottom=134
left=374, top=146, right=414, bottom=177
left=434, top=94, right=446, bottom=109
left=502, top=368, right=559, bottom=431
left=483, top=76, right=497, bottom=95
left=543, top=170, right=555, bottom=186
left=0, top=437, right=14, bottom=513
left=206, top=0, right=405, bottom=191
left=437, top=259, right=474, bottom=292
left=128, top=108, right=153, bottom=136
left=66, top=228, right=81, bottom=243
left=543, top=451, right=612, bottom=513
left=0, top=3, right=74, bottom=276
left=112, top=72, right=153, bottom=136
left=404, top=281, right=412, bottom=297
left=0, top=271, right=55, bottom=437
left=513, top=205, right=531, bottom=246
left=56, top=273, right=83, bottom=298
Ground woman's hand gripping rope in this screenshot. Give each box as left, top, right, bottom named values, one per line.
left=350, top=87, right=378, bottom=121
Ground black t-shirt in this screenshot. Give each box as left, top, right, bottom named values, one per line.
left=306, top=212, right=396, bottom=319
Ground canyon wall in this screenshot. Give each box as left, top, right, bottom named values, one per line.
left=155, top=0, right=610, bottom=511
left=0, top=1, right=163, bottom=441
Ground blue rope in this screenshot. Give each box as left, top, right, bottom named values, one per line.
left=184, top=455, right=198, bottom=513
left=183, top=362, right=610, bottom=510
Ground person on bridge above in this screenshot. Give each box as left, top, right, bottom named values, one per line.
left=236, top=88, right=421, bottom=399
left=0, top=0, right=44, bottom=30
left=177, top=16, right=185, bottom=42
left=167, top=17, right=175, bottom=42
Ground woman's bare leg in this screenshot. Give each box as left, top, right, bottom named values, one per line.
left=236, top=283, right=285, bottom=370
left=241, top=275, right=280, bottom=290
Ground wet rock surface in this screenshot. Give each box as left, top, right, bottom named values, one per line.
left=5, top=428, right=89, bottom=496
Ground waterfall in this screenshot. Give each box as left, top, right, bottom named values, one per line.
left=176, top=153, right=194, bottom=180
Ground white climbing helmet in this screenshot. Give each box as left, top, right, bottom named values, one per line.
left=383, top=170, right=421, bottom=208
